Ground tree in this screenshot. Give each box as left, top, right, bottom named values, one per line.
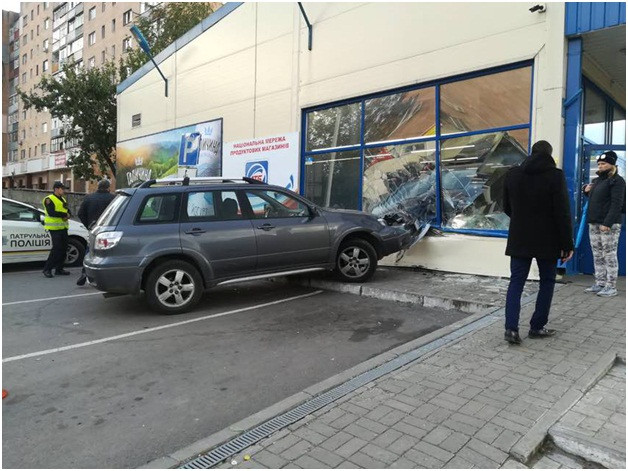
left=18, top=61, right=119, bottom=180
left=123, top=2, right=218, bottom=75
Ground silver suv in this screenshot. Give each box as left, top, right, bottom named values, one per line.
left=84, top=177, right=410, bottom=313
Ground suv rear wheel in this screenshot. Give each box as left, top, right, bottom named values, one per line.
left=335, top=239, right=377, bottom=283
left=145, top=260, right=203, bottom=314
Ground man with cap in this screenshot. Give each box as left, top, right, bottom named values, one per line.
left=76, top=179, right=115, bottom=286
left=42, top=181, right=71, bottom=278
left=583, top=150, right=626, bottom=297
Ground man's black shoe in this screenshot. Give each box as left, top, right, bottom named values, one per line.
left=504, top=330, right=522, bottom=345
left=528, top=328, right=556, bottom=338
left=76, top=275, right=87, bottom=286
left=43, top=270, right=54, bottom=278
left=55, top=269, right=71, bottom=276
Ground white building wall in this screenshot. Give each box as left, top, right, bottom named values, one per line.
left=118, top=2, right=569, bottom=278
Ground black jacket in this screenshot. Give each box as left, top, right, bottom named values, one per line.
left=78, top=190, right=115, bottom=229
left=503, top=152, right=574, bottom=259
left=586, top=172, right=625, bottom=226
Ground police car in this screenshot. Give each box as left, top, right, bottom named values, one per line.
left=2, top=197, right=89, bottom=266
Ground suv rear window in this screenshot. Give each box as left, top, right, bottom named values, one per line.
left=137, top=194, right=180, bottom=224
left=96, top=194, right=130, bottom=227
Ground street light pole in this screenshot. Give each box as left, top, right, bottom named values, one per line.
left=130, top=25, right=168, bottom=97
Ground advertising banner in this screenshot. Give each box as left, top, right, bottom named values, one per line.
left=222, top=132, right=299, bottom=191
left=116, top=119, right=222, bottom=187
left=54, top=153, right=67, bottom=168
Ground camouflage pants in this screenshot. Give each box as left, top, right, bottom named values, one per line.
left=589, top=223, right=622, bottom=289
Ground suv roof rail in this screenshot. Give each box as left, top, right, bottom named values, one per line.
left=137, top=177, right=268, bottom=188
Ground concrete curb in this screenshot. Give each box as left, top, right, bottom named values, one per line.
left=139, top=291, right=530, bottom=469
left=283, top=277, right=498, bottom=314
left=510, top=351, right=618, bottom=464
left=549, top=424, right=626, bottom=469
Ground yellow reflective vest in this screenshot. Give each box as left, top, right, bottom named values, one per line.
left=43, top=194, right=69, bottom=231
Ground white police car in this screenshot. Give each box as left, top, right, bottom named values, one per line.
left=2, top=197, right=89, bottom=266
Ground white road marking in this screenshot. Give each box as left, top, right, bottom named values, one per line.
left=3, top=292, right=102, bottom=306
left=2, top=290, right=324, bottom=363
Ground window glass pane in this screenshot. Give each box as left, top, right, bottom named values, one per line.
left=245, top=191, right=310, bottom=218
left=187, top=192, right=216, bottom=219
left=363, top=141, right=437, bottom=224
left=583, top=85, right=606, bottom=144
left=216, top=191, right=242, bottom=220
left=440, top=129, right=529, bottom=230
left=138, top=195, right=178, bottom=223
left=364, top=87, right=435, bottom=144
left=440, top=67, right=532, bottom=134
left=304, top=150, right=361, bottom=209
left=612, top=107, right=626, bottom=145
left=2, top=201, right=33, bottom=220
left=306, top=103, right=361, bottom=151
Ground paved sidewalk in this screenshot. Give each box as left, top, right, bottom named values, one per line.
left=208, top=276, right=625, bottom=470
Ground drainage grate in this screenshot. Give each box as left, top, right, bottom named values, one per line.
left=180, top=300, right=522, bottom=469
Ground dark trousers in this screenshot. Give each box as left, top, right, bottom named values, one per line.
left=505, top=257, right=557, bottom=332
left=44, top=229, right=68, bottom=272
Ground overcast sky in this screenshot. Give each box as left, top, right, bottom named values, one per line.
left=4, top=1, right=21, bottom=13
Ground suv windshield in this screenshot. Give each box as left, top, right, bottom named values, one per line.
left=96, top=194, right=130, bottom=228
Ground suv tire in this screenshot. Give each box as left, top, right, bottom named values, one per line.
left=335, top=238, right=377, bottom=283
left=145, top=260, right=204, bottom=314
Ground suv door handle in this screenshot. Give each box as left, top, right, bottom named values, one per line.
left=185, top=228, right=206, bottom=235
left=257, top=224, right=276, bottom=231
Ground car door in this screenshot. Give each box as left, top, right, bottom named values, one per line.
left=242, top=189, right=330, bottom=273
left=179, top=189, right=257, bottom=281
left=2, top=199, right=51, bottom=263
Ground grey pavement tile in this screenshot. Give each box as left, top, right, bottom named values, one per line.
left=364, top=404, right=393, bottom=422
left=293, top=427, right=327, bottom=446
left=307, top=421, right=338, bottom=439
left=378, top=409, right=407, bottom=427
left=329, top=412, right=359, bottom=430
left=320, top=431, right=354, bottom=452
left=372, top=428, right=403, bottom=448
left=334, top=437, right=368, bottom=459
left=337, top=461, right=360, bottom=468
left=390, top=457, right=420, bottom=469
left=403, top=448, right=445, bottom=468
left=252, top=450, right=289, bottom=469
left=532, top=456, right=561, bottom=469
left=386, top=398, right=417, bottom=414
left=439, top=431, right=471, bottom=453
left=423, top=425, right=454, bottom=446
left=392, top=421, right=429, bottom=440
left=307, top=446, right=344, bottom=468
left=412, top=440, right=455, bottom=462
left=386, top=435, right=417, bottom=456
left=354, top=417, right=388, bottom=435
left=267, top=434, right=303, bottom=455
left=475, top=423, right=504, bottom=444
left=346, top=451, right=386, bottom=469
left=457, top=444, right=500, bottom=468
left=292, top=455, right=327, bottom=469
left=466, top=437, right=509, bottom=464
left=343, top=423, right=378, bottom=442
left=411, top=402, right=440, bottom=419
left=280, top=440, right=313, bottom=462
left=360, top=443, right=400, bottom=465
left=500, top=458, right=529, bottom=469
left=444, top=456, right=476, bottom=468
left=492, top=429, right=521, bottom=453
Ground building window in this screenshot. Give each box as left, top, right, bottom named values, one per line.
left=89, top=7, right=96, bottom=20
left=132, top=113, right=141, bottom=127
left=34, top=145, right=38, bottom=157
left=21, top=73, right=26, bottom=84
left=88, top=32, right=96, bottom=46
left=102, top=50, right=106, bottom=63
left=21, top=150, right=25, bottom=159
left=123, top=9, right=132, bottom=25
left=302, top=63, right=533, bottom=234
left=43, top=60, right=49, bottom=71
left=22, top=54, right=27, bottom=65
left=42, top=122, right=48, bottom=133
left=123, top=37, right=131, bottom=51
left=111, top=19, right=116, bottom=32
left=101, top=25, right=105, bottom=39
left=43, top=38, right=49, bottom=51
left=36, top=64, right=39, bottom=75
left=31, top=10, right=34, bottom=21
left=37, top=25, right=40, bottom=36
left=41, top=143, right=47, bottom=154
left=88, top=56, right=95, bottom=68
left=111, top=45, right=115, bottom=58
left=22, top=35, right=27, bottom=46
left=44, top=18, right=49, bottom=29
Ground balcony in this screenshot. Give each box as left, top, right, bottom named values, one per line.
left=51, top=127, right=63, bottom=139
left=53, top=16, right=66, bottom=30
left=66, top=25, right=83, bottom=44
left=8, top=103, right=18, bottom=115
left=68, top=49, right=83, bottom=63
left=67, top=2, right=84, bottom=19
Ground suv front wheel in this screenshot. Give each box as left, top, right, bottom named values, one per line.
left=335, top=239, right=377, bottom=283
left=145, top=260, right=203, bottom=314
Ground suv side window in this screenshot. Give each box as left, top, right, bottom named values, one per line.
left=244, top=190, right=310, bottom=219
left=185, top=190, right=243, bottom=221
left=3, top=201, right=40, bottom=221
left=137, top=194, right=180, bottom=224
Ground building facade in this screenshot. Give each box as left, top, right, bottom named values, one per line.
left=3, top=11, right=20, bottom=173
left=116, top=2, right=625, bottom=277
left=2, top=1, right=144, bottom=192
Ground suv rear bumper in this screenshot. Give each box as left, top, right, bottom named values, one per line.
left=84, top=263, right=141, bottom=294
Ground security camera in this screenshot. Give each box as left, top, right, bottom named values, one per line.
left=529, top=4, right=546, bottom=13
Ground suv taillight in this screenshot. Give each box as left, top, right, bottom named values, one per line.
left=95, top=231, right=123, bottom=250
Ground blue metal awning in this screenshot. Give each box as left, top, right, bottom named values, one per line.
left=565, top=2, right=626, bottom=36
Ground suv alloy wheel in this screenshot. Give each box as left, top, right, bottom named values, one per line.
left=145, top=260, right=204, bottom=314
left=335, top=238, right=377, bottom=283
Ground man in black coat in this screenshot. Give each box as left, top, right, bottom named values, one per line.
left=502, top=140, right=574, bottom=344
left=76, top=179, right=115, bottom=286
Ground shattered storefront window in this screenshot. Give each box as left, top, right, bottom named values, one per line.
left=363, top=142, right=437, bottom=226
left=306, top=103, right=361, bottom=151
left=304, top=150, right=361, bottom=209
left=440, top=129, right=529, bottom=230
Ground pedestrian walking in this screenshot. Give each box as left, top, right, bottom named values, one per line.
left=583, top=151, right=625, bottom=297
left=76, top=179, right=115, bottom=286
left=42, top=181, right=71, bottom=278
left=502, top=140, right=574, bottom=344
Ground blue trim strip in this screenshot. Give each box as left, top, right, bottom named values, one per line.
left=117, top=3, right=244, bottom=94
left=438, top=227, right=508, bottom=238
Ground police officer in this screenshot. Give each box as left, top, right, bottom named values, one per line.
left=42, top=181, right=71, bottom=278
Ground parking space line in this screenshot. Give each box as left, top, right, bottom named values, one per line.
left=2, top=290, right=324, bottom=364
left=3, top=292, right=103, bottom=306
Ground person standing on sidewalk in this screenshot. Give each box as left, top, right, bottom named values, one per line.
left=502, top=140, right=574, bottom=345
left=76, top=179, right=115, bottom=286
left=583, top=151, right=625, bottom=297
left=42, top=181, right=71, bottom=278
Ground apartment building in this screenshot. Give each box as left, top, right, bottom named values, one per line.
left=3, top=11, right=20, bottom=174
left=3, top=1, right=145, bottom=192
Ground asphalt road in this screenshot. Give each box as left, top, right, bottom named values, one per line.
left=2, top=264, right=470, bottom=468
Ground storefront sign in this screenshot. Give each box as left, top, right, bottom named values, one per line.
left=116, top=118, right=223, bottom=187
left=223, top=132, right=299, bottom=191
left=54, top=153, right=67, bottom=168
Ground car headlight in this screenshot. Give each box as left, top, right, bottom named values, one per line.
left=95, top=231, right=123, bottom=250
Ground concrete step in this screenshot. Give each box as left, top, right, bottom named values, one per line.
left=549, top=424, right=626, bottom=469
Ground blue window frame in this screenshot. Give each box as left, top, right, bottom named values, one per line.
left=301, top=61, right=534, bottom=237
